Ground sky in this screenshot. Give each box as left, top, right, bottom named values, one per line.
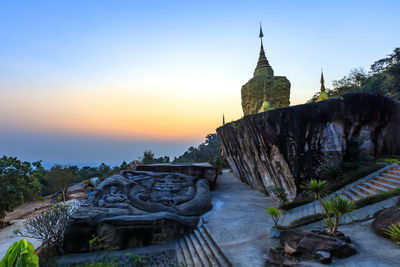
left=0, top=0, right=399, bottom=167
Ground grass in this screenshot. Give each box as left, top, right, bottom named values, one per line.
left=354, top=187, right=400, bottom=209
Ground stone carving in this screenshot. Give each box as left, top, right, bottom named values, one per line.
left=241, top=26, right=290, bottom=116
left=218, top=93, right=400, bottom=201
left=136, top=162, right=218, bottom=187
left=64, top=171, right=212, bottom=253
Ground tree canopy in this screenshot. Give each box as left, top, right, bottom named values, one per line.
left=0, top=156, right=42, bottom=219
left=308, top=47, right=400, bottom=102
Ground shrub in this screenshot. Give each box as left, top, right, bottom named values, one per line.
left=301, top=179, right=332, bottom=230
left=267, top=186, right=288, bottom=204
left=322, top=164, right=343, bottom=182
left=266, top=206, right=281, bottom=228
left=324, top=196, right=355, bottom=233
left=14, top=203, right=77, bottom=254
left=383, top=223, right=400, bottom=245
left=89, top=235, right=108, bottom=251
left=0, top=239, right=39, bottom=267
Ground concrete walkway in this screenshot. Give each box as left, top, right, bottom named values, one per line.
left=201, top=170, right=279, bottom=267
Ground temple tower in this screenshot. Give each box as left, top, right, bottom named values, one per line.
left=241, top=24, right=291, bottom=116
left=316, top=69, right=328, bottom=102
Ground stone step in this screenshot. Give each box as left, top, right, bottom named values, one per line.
left=199, top=226, right=232, bottom=267
left=369, top=179, right=397, bottom=190
left=179, top=237, right=194, bottom=266
left=194, top=229, right=221, bottom=267
left=381, top=173, right=400, bottom=181
left=387, top=170, right=400, bottom=176
left=347, top=187, right=368, bottom=199
left=184, top=234, right=204, bottom=267
left=354, top=184, right=377, bottom=197
left=190, top=232, right=209, bottom=266
left=362, top=182, right=388, bottom=194
left=343, top=189, right=361, bottom=202
left=375, top=176, right=400, bottom=187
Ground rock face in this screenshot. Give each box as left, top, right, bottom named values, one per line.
left=372, top=200, right=400, bottom=241
left=64, top=171, right=212, bottom=253
left=217, top=93, right=400, bottom=200
left=136, top=163, right=218, bottom=187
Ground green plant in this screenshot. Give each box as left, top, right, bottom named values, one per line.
left=76, top=259, right=118, bottom=267
left=0, top=239, right=39, bottom=267
left=355, top=187, right=400, bottom=209
left=383, top=223, right=400, bottom=245
left=124, top=253, right=148, bottom=266
left=267, top=186, right=288, bottom=204
left=324, top=196, right=355, bottom=233
left=279, top=198, right=314, bottom=210
left=89, top=235, right=108, bottom=251
left=379, top=158, right=400, bottom=164
left=322, top=164, right=343, bottom=182
left=301, top=179, right=332, bottom=230
left=266, top=206, right=281, bottom=228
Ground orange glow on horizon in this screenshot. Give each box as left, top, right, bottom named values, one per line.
left=0, top=82, right=243, bottom=141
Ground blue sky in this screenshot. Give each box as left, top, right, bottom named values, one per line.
left=0, top=0, right=399, bottom=166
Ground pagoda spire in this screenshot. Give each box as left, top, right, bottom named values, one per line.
left=222, top=113, right=225, bottom=125
left=320, top=69, right=326, bottom=93
left=254, top=23, right=274, bottom=77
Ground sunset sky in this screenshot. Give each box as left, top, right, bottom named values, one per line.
left=1, top=0, right=399, bottom=166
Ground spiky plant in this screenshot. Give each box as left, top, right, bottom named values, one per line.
left=301, top=179, right=332, bottom=230
left=383, top=223, right=400, bottom=245
left=324, top=196, right=355, bottom=233
left=266, top=206, right=281, bottom=228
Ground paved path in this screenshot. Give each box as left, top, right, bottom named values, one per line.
left=201, top=170, right=279, bottom=267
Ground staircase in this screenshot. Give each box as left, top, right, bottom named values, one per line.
left=278, top=164, right=399, bottom=227
left=175, top=225, right=232, bottom=267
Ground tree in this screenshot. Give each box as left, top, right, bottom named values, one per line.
left=308, top=47, right=400, bottom=102
left=14, top=203, right=77, bottom=255
left=266, top=206, right=281, bottom=228
left=48, top=165, right=73, bottom=202
left=301, top=179, right=332, bottom=230
left=174, top=133, right=225, bottom=165
left=0, top=156, right=41, bottom=220
left=324, top=196, right=355, bottom=233
left=142, top=150, right=155, bottom=164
